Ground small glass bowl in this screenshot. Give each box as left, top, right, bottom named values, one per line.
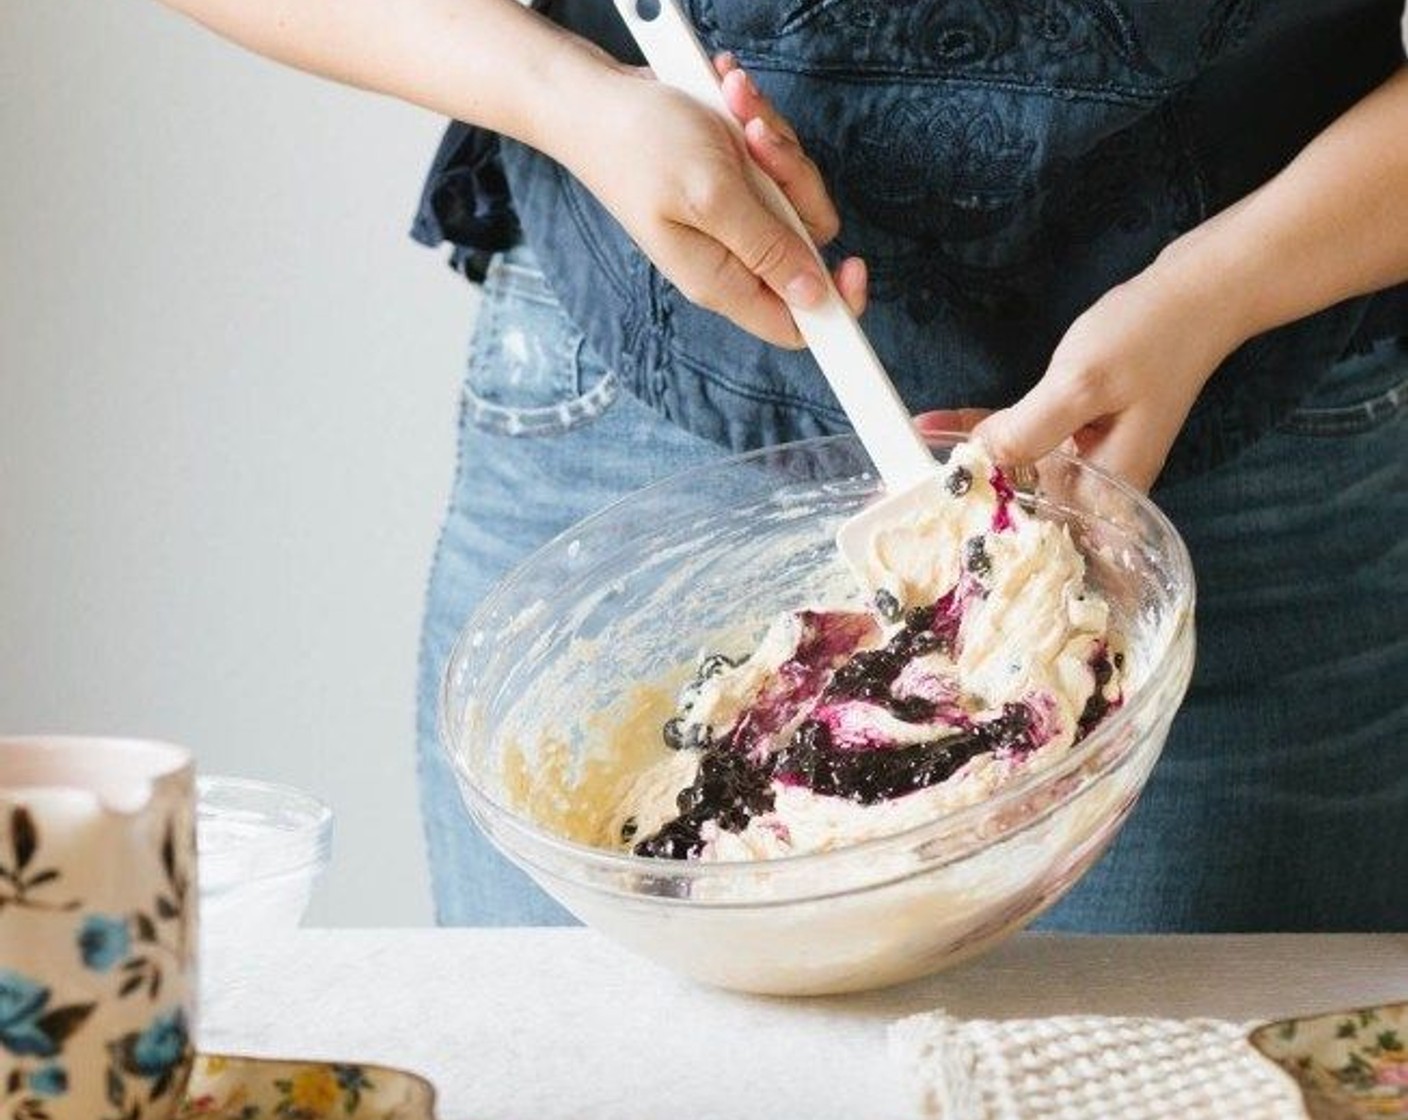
left=441, top=433, right=1195, bottom=995
left=197, top=775, right=332, bottom=975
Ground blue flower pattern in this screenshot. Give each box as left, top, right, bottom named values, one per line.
left=1, top=808, right=193, bottom=1114
left=0, top=971, right=57, bottom=1058
left=78, top=913, right=131, bottom=973
left=131, top=1008, right=189, bottom=1079
left=27, top=1063, right=68, bottom=1097
left=0, top=970, right=95, bottom=1113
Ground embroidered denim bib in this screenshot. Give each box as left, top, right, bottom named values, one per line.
left=414, top=0, right=1407, bottom=483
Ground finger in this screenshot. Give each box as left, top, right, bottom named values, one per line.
left=713, top=52, right=738, bottom=78
left=1078, top=411, right=1175, bottom=493
left=834, top=256, right=867, bottom=317
left=970, top=366, right=1105, bottom=467
left=686, top=176, right=826, bottom=311
left=742, top=116, right=840, bottom=244
left=720, top=66, right=799, bottom=145
left=722, top=66, right=839, bottom=243
left=665, top=224, right=805, bottom=348
left=914, top=408, right=992, bottom=435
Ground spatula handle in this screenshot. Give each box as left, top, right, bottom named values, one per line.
left=610, top=0, right=937, bottom=491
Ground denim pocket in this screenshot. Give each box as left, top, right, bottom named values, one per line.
left=1279, top=343, right=1407, bottom=437
left=462, top=247, right=618, bottom=437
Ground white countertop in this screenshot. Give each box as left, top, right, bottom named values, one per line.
left=200, top=929, right=1407, bottom=1120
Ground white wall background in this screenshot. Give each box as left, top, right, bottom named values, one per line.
left=0, top=0, right=476, bottom=924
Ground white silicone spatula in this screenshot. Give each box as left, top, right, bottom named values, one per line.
left=611, top=0, right=951, bottom=594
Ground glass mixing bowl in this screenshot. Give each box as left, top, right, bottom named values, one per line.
left=440, top=434, right=1195, bottom=995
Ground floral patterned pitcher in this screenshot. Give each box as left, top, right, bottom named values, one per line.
left=0, top=737, right=196, bottom=1120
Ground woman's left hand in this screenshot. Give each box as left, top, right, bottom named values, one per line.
left=921, top=67, right=1408, bottom=492
left=917, top=247, right=1251, bottom=492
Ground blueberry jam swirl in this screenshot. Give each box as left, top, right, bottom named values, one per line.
left=633, top=743, right=777, bottom=860
left=774, top=702, right=1037, bottom=804
left=625, top=447, right=1123, bottom=862
left=989, top=468, right=1017, bottom=532
left=633, top=610, right=873, bottom=860
left=632, top=590, right=1070, bottom=858
left=1077, top=645, right=1122, bottom=739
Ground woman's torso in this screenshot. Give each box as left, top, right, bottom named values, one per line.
left=418, top=0, right=1408, bottom=483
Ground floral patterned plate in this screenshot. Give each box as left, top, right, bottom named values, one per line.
left=1249, top=1002, right=1408, bottom=1119
left=176, top=1053, right=438, bottom=1119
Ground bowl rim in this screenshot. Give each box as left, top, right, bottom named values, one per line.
left=197, top=774, right=334, bottom=879
left=439, top=431, right=1196, bottom=889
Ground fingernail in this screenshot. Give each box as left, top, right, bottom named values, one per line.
left=786, top=272, right=824, bottom=307
left=717, top=51, right=736, bottom=71
left=751, top=117, right=780, bottom=145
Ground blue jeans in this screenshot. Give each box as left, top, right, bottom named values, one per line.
left=416, top=248, right=1408, bottom=931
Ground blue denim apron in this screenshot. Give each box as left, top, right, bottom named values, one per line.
left=415, top=0, right=1408, bottom=482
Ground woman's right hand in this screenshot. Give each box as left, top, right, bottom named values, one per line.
left=154, top=0, right=855, bottom=348
left=552, top=54, right=866, bottom=348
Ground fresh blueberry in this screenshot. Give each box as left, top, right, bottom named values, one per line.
left=964, top=536, right=992, bottom=577
left=873, top=589, right=902, bottom=623
left=675, top=785, right=700, bottom=814
left=634, top=821, right=703, bottom=860
left=661, top=717, right=686, bottom=751
left=686, top=724, right=712, bottom=751
left=946, top=465, right=973, bottom=496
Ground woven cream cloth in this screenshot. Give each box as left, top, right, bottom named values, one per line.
left=889, top=1012, right=1308, bottom=1120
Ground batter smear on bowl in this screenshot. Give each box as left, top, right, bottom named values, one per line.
left=610, top=444, right=1124, bottom=862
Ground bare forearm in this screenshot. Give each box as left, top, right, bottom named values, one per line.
left=1159, top=66, right=1408, bottom=347
left=149, top=3, right=848, bottom=349
left=154, top=0, right=618, bottom=156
